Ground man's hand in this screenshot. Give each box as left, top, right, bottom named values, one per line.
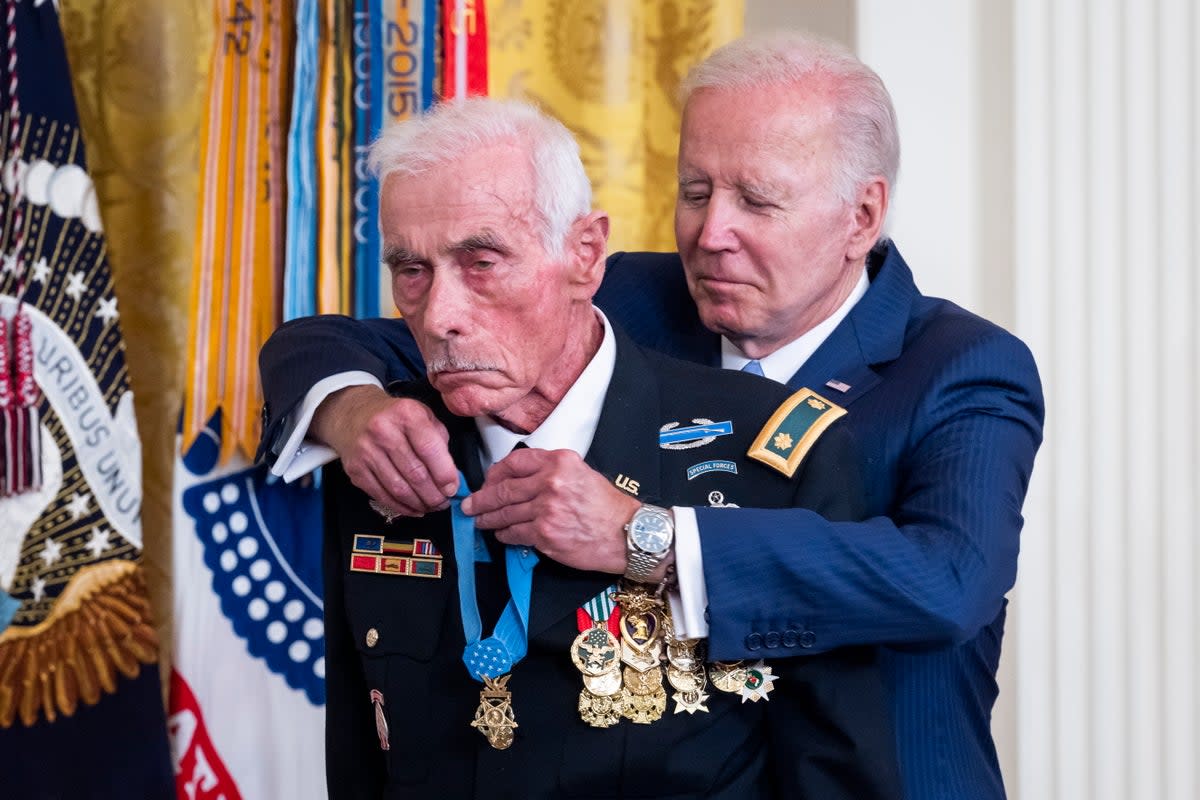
left=312, top=385, right=459, bottom=516
left=462, top=448, right=641, bottom=575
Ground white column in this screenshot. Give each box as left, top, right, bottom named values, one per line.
left=858, top=1, right=1200, bottom=798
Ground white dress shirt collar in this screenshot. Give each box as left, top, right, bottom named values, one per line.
left=720, top=267, right=869, bottom=383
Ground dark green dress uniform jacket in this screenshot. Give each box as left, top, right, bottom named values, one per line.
left=321, top=326, right=900, bottom=800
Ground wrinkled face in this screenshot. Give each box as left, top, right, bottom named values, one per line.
left=675, top=85, right=865, bottom=356
left=381, top=145, right=584, bottom=419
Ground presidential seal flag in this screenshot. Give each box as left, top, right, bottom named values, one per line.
left=0, top=1, right=174, bottom=796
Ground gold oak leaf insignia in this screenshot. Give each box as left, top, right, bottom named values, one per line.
left=772, top=432, right=794, bottom=451
left=806, top=398, right=827, bottom=410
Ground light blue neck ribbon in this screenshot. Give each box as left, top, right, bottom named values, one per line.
left=450, top=472, right=539, bottom=681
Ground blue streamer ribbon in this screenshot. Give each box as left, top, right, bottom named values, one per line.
left=450, top=472, right=537, bottom=681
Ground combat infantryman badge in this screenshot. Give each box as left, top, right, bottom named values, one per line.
left=471, top=674, right=519, bottom=749
left=659, top=419, right=734, bottom=450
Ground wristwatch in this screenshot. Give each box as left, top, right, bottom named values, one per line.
left=624, top=504, right=674, bottom=583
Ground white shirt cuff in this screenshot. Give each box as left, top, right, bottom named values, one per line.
left=668, top=505, right=709, bottom=639
left=270, top=371, right=383, bottom=482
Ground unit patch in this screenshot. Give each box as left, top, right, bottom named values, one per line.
left=685, top=460, right=738, bottom=480
left=658, top=419, right=733, bottom=450
left=747, top=389, right=847, bottom=477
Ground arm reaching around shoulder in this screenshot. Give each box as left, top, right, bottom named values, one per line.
left=463, top=448, right=642, bottom=576
left=312, top=385, right=460, bottom=516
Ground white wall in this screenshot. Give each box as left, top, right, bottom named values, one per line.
left=752, top=3, right=1200, bottom=799
left=856, top=2, right=1200, bottom=799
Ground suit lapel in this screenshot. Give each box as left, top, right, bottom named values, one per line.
left=527, top=327, right=661, bottom=638
left=787, top=243, right=917, bottom=407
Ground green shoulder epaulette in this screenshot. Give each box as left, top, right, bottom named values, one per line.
left=747, top=388, right=847, bottom=477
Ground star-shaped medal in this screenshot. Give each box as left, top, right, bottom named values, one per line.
left=738, top=660, right=779, bottom=703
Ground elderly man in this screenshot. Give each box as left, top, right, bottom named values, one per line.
left=314, top=98, right=898, bottom=798
left=261, top=32, right=1043, bottom=799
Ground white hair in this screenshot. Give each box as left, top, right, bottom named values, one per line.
left=681, top=31, right=900, bottom=207
left=367, top=98, right=592, bottom=257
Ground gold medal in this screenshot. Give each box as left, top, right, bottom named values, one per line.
left=666, top=638, right=704, bottom=670
left=571, top=624, right=621, bottom=677
left=579, top=688, right=625, bottom=728
left=470, top=674, right=519, bottom=749
left=620, top=685, right=667, bottom=724
left=708, top=661, right=747, bottom=694
left=667, top=665, right=705, bottom=694
left=622, top=664, right=663, bottom=696
left=582, top=669, right=623, bottom=697
left=672, top=689, right=711, bottom=715
left=621, top=640, right=662, bottom=671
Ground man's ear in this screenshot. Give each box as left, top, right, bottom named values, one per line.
left=566, top=210, right=609, bottom=295
left=845, top=178, right=888, bottom=262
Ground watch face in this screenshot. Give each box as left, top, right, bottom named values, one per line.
left=632, top=512, right=671, bottom=553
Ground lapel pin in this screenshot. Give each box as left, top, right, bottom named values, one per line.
left=825, top=379, right=851, bottom=393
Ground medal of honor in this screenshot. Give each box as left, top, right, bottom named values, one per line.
left=470, top=674, right=520, bottom=749
left=451, top=475, right=538, bottom=749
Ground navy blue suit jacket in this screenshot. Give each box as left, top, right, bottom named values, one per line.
left=259, top=241, right=1044, bottom=799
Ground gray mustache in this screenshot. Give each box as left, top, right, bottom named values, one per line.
left=426, top=356, right=500, bottom=374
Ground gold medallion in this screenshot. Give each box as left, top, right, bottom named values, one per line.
left=579, top=688, right=625, bottom=728
left=666, top=639, right=704, bottom=670
left=621, top=640, right=662, bottom=672
left=672, top=689, right=711, bottom=715
left=470, top=674, right=519, bottom=750
left=571, top=624, right=621, bottom=677
left=620, top=685, right=667, bottom=724
left=667, top=665, right=705, bottom=694
left=622, top=664, right=663, bottom=696
left=582, top=669, right=623, bottom=697
left=708, top=661, right=748, bottom=694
